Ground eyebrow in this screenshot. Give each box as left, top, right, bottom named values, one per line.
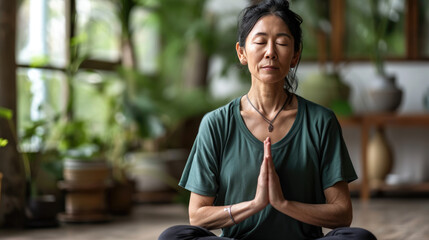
left=254, top=32, right=292, bottom=39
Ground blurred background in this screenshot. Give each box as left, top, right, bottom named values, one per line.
left=0, top=0, right=428, bottom=239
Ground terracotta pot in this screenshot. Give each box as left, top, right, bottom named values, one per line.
left=63, top=159, right=110, bottom=184
left=58, top=159, right=111, bottom=223
left=65, top=190, right=106, bottom=214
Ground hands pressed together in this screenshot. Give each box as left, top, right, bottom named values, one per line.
left=189, top=137, right=352, bottom=229
left=253, top=137, right=286, bottom=212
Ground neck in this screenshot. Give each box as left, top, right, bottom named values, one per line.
left=247, top=83, right=288, bottom=114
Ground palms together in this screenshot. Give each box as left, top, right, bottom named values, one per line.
left=254, top=137, right=285, bottom=211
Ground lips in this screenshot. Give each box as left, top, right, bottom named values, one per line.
left=261, top=65, right=279, bottom=70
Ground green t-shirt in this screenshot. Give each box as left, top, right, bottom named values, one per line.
left=179, top=95, right=357, bottom=240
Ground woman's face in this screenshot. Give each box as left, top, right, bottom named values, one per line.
left=236, top=15, right=300, bottom=85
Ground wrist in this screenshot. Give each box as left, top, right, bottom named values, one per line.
left=272, top=198, right=287, bottom=211
left=224, top=205, right=237, bottom=225
left=250, top=199, right=266, bottom=213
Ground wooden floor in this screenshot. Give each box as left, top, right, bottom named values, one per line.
left=1, top=198, right=428, bottom=240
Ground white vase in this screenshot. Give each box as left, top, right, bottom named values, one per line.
left=367, top=128, right=393, bottom=188
left=367, top=74, right=403, bottom=113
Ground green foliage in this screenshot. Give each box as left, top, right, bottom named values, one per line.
left=119, top=67, right=220, bottom=145
left=345, top=0, right=405, bottom=74
left=0, top=107, right=32, bottom=193
left=115, top=0, right=233, bottom=149
left=29, top=55, right=50, bottom=68
left=0, top=138, right=8, bottom=147
left=0, top=107, right=13, bottom=120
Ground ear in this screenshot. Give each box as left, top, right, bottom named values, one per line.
left=290, top=50, right=301, bottom=68
left=236, top=42, right=247, bottom=65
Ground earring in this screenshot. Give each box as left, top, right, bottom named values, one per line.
left=240, top=58, right=247, bottom=65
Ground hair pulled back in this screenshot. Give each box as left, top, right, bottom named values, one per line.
left=237, top=0, right=303, bottom=92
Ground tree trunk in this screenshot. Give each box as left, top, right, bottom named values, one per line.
left=0, top=0, right=26, bottom=227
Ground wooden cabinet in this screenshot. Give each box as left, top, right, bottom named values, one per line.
left=339, top=114, right=429, bottom=200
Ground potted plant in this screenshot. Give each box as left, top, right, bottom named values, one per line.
left=0, top=107, right=60, bottom=228
left=364, top=0, right=403, bottom=112
left=112, top=0, right=227, bottom=204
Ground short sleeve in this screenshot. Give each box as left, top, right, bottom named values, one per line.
left=319, top=112, right=357, bottom=189
left=178, top=113, right=222, bottom=197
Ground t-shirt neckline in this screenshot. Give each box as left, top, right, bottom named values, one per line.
left=234, top=94, right=303, bottom=150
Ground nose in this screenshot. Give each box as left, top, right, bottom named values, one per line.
left=264, top=42, right=277, bottom=59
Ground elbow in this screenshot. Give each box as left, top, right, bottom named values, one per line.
left=344, top=210, right=353, bottom=227
left=338, top=208, right=353, bottom=228
left=189, top=214, right=200, bottom=226
left=328, top=207, right=352, bottom=229
left=189, top=214, right=207, bottom=229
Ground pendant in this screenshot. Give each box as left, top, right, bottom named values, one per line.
left=268, top=124, right=274, bottom=132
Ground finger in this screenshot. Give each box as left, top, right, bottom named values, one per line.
left=258, top=155, right=267, bottom=182
left=264, top=137, right=271, bottom=157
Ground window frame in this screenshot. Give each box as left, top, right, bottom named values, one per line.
left=310, top=0, right=427, bottom=63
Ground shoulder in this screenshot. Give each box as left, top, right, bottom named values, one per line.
left=200, top=97, right=239, bottom=128
left=298, top=95, right=337, bottom=121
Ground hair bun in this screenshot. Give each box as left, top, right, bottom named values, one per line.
left=275, top=0, right=290, bottom=9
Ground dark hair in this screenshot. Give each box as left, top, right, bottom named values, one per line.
left=237, top=0, right=303, bottom=92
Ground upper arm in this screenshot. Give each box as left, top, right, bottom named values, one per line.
left=324, top=181, right=353, bottom=225
left=188, top=192, right=216, bottom=220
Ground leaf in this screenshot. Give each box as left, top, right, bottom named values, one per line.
left=0, top=138, right=8, bottom=147
left=29, top=55, right=50, bottom=67
left=0, top=107, right=13, bottom=120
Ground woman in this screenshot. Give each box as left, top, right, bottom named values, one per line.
left=159, top=0, right=376, bottom=239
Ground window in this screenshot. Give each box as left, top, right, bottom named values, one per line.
left=17, top=0, right=66, bottom=67
left=75, top=0, right=120, bottom=62
left=290, top=0, right=428, bottom=62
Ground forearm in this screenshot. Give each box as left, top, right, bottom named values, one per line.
left=190, top=200, right=263, bottom=230
left=274, top=200, right=352, bottom=229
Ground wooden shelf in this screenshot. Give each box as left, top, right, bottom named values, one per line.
left=349, top=182, right=429, bottom=195
left=339, top=113, right=429, bottom=200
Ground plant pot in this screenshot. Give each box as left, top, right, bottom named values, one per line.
left=25, top=195, right=60, bottom=228
left=58, top=159, right=111, bottom=223
left=366, top=75, right=403, bottom=113
left=126, top=151, right=170, bottom=192
left=63, top=159, right=110, bottom=184
left=107, top=179, right=135, bottom=215
left=126, top=150, right=188, bottom=203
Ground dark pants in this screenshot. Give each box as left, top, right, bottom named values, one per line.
left=158, top=225, right=377, bottom=240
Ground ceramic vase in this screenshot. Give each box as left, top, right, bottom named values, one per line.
left=367, top=127, right=393, bottom=188
left=367, top=74, right=403, bottom=113
left=300, top=71, right=351, bottom=115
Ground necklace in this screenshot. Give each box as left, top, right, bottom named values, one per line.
left=246, top=94, right=289, bottom=132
